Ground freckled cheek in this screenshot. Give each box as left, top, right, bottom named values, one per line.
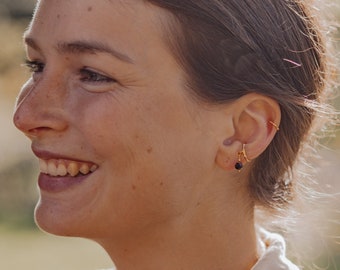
left=78, top=115, right=141, bottom=166
left=74, top=98, right=162, bottom=169
left=80, top=112, right=183, bottom=216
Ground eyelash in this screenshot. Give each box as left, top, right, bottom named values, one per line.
left=24, top=59, right=116, bottom=84
left=79, top=69, right=116, bottom=83
left=24, top=59, right=44, bottom=73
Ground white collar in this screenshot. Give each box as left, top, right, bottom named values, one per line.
left=252, top=228, right=300, bottom=270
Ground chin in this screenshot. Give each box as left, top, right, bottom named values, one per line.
left=34, top=199, right=81, bottom=237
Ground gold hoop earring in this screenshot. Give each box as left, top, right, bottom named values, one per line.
left=235, top=144, right=250, bottom=171
left=269, top=121, right=280, bottom=131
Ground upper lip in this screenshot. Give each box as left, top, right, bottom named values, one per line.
left=32, top=147, right=96, bottom=164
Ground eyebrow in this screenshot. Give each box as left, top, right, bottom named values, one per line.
left=24, top=36, right=134, bottom=64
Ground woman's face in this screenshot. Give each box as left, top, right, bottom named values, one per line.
left=14, top=0, right=225, bottom=239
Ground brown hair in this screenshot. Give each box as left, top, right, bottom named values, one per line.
left=146, top=0, right=334, bottom=210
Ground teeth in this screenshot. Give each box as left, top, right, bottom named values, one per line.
left=90, top=165, right=98, bottom=172
left=39, top=159, right=48, bottom=174
left=39, top=159, right=97, bottom=177
left=57, top=163, right=67, bottom=176
left=67, top=162, right=79, bottom=177
left=47, top=162, right=58, bottom=176
left=79, top=164, right=90, bottom=175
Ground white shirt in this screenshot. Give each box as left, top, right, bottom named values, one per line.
left=252, top=228, right=299, bottom=270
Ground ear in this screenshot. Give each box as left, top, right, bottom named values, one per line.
left=215, top=93, right=281, bottom=171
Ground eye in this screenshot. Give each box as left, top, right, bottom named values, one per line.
left=80, top=68, right=116, bottom=84
left=24, top=59, right=45, bottom=73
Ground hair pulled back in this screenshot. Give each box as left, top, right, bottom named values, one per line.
left=146, top=0, right=332, bottom=210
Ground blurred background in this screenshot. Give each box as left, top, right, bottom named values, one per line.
left=0, top=1, right=339, bottom=270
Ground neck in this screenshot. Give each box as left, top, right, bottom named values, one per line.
left=97, top=189, right=259, bottom=270
left=100, top=207, right=258, bottom=270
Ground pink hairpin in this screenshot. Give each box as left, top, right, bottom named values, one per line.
left=283, top=58, right=302, bottom=67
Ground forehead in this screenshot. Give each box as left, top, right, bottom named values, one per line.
left=28, top=0, right=171, bottom=60
left=32, top=0, right=164, bottom=26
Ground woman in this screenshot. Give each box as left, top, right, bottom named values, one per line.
left=13, top=0, right=335, bottom=269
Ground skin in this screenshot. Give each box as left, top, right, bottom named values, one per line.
left=13, top=0, right=280, bottom=269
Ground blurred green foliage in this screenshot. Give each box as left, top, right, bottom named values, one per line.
left=0, top=158, right=37, bottom=229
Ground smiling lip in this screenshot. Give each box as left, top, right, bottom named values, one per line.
left=38, top=173, right=94, bottom=193
left=32, top=148, right=98, bottom=193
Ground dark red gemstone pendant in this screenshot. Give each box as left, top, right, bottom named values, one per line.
left=235, top=162, right=243, bottom=171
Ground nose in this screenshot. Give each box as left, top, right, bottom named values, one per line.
left=13, top=76, right=68, bottom=139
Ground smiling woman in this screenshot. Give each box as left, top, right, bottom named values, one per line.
left=13, top=0, right=337, bottom=270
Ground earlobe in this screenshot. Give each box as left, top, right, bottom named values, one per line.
left=216, top=139, right=244, bottom=171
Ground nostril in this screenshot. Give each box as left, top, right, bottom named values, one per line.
left=29, top=127, right=52, bottom=133
left=27, top=127, right=48, bottom=138
left=13, top=109, right=49, bottom=135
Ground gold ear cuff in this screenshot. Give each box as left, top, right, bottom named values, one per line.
left=269, top=121, right=279, bottom=131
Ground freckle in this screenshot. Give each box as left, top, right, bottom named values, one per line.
left=147, top=147, right=153, bottom=154
left=196, top=202, right=201, bottom=207
left=87, top=6, right=93, bottom=12
left=57, top=14, right=60, bottom=19
left=159, top=182, right=164, bottom=186
left=132, top=185, right=137, bottom=190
